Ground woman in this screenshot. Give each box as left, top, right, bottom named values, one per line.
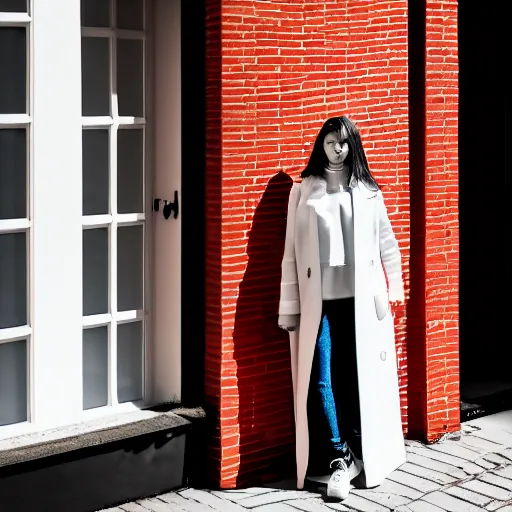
left=278, top=116, right=406, bottom=500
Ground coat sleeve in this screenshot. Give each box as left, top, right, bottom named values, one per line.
left=278, top=182, right=301, bottom=316
left=377, top=190, right=405, bottom=302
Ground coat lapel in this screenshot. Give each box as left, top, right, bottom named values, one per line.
left=356, top=180, right=379, bottom=199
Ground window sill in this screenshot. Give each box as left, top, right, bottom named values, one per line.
left=0, top=406, right=205, bottom=468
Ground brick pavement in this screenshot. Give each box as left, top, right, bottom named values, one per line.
left=99, top=411, right=512, bottom=512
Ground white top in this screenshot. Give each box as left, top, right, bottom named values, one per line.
left=317, top=169, right=355, bottom=300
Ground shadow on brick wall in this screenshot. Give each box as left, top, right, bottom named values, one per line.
left=232, top=171, right=297, bottom=487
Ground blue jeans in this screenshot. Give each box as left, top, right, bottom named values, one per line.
left=311, top=298, right=361, bottom=461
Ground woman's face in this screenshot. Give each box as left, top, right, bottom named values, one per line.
left=323, top=130, right=349, bottom=166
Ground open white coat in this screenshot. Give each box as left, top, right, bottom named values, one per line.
left=279, top=176, right=406, bottom=489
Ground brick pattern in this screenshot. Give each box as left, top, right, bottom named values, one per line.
left=205, top=0, right=223, bottom=483
left=205, top=0, right=410, bottom=488
left=424, top=0, right=460, bottom=441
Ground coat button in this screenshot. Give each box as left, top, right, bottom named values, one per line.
left=380, top=351, right=387, bottom=361
left=307, top=268, right=311, bottom=278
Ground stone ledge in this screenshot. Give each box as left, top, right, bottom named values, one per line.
left=0, top=406, right=205, bottom=468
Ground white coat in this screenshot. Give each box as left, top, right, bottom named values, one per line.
left=279, top=176, right=406, bottom=489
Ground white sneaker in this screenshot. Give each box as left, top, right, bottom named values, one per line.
left=326, top=451, right=363, bottom=500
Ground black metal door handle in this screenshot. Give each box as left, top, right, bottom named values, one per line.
left=153, top=191, right=179, bottom=219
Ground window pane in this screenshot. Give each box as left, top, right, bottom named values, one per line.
left=117, top=39, right=143, bottom=117
left=0, top=129, right=26, bottom=220
left=83, top=327, right=108, bottom=410
left=0, top=27, right=26, bottom=114
left=82, top=37, right=110, bottom=116
left=83, top=130, right=109, bottom=215
left=83, top=228, right=108, bottom=316
left=0, top=340, right=27, bottom=426
left=118, top=129, right=143, bottom=213
left=0, top=0, right=27, bottom=12
left=81, top=0, right=110, bottom=28
left=117, top=321, right=143, bottom=403
left=0, top=233, right=26, bottom=329
left=117, top=225, right=143, bottom=311
left=116, top=0, right=143, bottom=30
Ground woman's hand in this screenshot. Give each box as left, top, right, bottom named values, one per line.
left=278, top=314, right=300, bottom=332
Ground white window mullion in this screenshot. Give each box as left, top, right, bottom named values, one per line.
left=116, top=310, right=145, bottom=323
left=109, top=18, right=119, bottom=406
left=0, top=13, right=31, bottom=25
left=82, top=313, right=112, bottom=329
left=27, top=4, right=35, bottom=428
left=0, top=219, right=31, bottom=232
left=117, top=117, right=146, bottom=126
left=81, top=116, right=114, bottom=127
left=0, top=114, right=31, bottom=126
left=0, top=326, right=32, bottom=343
left=31, top=0, right=83, bottom=430
left=117, top=213, right=146, bottom=224
left=82, top=215, right=113, bottom=228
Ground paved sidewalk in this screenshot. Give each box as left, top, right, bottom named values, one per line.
left=100, top=411, right=512, bottom=512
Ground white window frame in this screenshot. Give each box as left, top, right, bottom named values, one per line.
left=0, top=0, right=158, bottom=441
left=80, top=0, right=151, bottom=421
left=0, top=3, right=34, bottom=441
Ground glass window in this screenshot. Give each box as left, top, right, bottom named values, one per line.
left=0, top=340, right=28, bottom=426
left=0, top=27, right=26, bottom=114
left=83, top=327, right=109, bottom=409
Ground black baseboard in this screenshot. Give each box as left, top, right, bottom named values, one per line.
left=461, top=390, right=512, bottom=423
left=0, top=427, right=189, bottom=512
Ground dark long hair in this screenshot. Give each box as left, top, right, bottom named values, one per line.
left=301, top=116, right=379, bottom=190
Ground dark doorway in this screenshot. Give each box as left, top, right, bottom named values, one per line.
left=180, top=0, right=206, bottom=407
left=459, top=1, right=509, bottom=420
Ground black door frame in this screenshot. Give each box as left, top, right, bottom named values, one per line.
left=181, top=0, right=207, bottom=407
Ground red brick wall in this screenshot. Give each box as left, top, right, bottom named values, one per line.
left=424, top=0, right=459, bottom=440
left=403, top=0, right=460, bottom=442
left=205, top=0, right=411, bottom=488
left=205, top=0, right=223, bottom=483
